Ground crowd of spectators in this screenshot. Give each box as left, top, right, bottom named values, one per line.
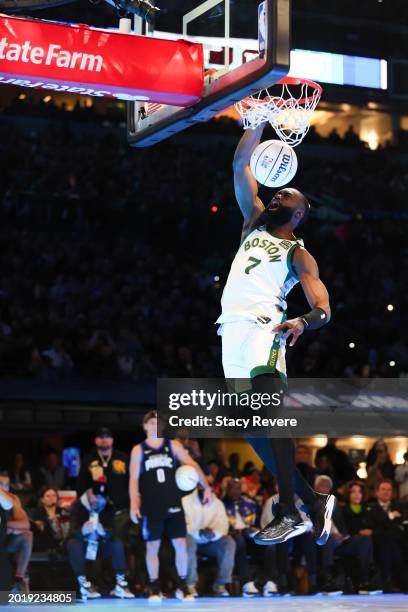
left=1, top=432, right=408, bottom=598
left=0, top=121, right=407, bottom=381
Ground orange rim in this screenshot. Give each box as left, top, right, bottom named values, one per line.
left=240, top=76, right=322, bottom=110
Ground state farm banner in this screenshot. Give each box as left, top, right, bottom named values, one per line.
left=0, top=15, right=204, bottom=103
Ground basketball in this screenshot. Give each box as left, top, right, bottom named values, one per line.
left=250, top=140, right=298, bottom=187
left=175, top=465, right=199, bottom=491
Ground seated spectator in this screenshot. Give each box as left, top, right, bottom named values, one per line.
left=241, top=469, right=266, bottom=508
left=0, top=475, right=14, bottom=591
left=315, top=438, right=355, bottom=488
left=9, top=453, right=32, bottom=492
left=206, top=461, right=223, bottom=497
left=295, top=444, right=316, bottom=488
left=0, top=470, right=33, bottom=593
left=223, top=479, right=259, bottom=597
left=395, top=451, right=408, bottom=500
left=316, top=475, right=379, bottom=595
left=36, top=450, right=66, bottom=490
left=41, top=337, right=74, bottom=380
left=182, top=486, right=236, bottom=597
left=366, top=479, right=408, bottom=592
left=228, top=453, right=241, bottom=478
left=366, top=440, right=395, bottom=495
left=66, top=487, right=134, bottom=601
left=29, top=487, right=70, bottom=553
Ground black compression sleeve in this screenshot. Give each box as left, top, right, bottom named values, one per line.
left=300, top=307, right=328, bottom=330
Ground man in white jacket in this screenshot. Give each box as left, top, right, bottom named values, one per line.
left=182, top=488, right=236, bottom=597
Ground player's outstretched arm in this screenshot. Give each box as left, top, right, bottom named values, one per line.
left=233, top=123, right=266, bottom=232
left=273, top=247, right=331, bottom=346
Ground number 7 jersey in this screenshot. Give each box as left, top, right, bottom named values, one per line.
left=216, top=227, right=303, bottom=326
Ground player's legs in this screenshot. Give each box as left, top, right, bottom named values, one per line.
left=145, top=540, right=161, bottom=581
left=171, top=538, right=188, bottom=578
left=222, top=321, right=335, bottom=544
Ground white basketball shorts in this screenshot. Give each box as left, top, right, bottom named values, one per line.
left=218, top=319, right=287, bottom=381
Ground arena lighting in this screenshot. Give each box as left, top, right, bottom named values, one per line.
left=211, top=205, right=219, bottom=213
left=387, top=304, right=394, bottom=311
left=214, top=275, right=220, bottom=282
left=389, top=360, right=396, bottom=367
left=348, top=342, right=355, bottom=349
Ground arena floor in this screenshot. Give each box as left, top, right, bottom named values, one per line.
left=9, top=594, right=408, bottom=611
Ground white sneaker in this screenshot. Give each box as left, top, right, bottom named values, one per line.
left=188, top=585, right=199, bottom=598
left=213, top=584, right=230, bottom=597
left=242, top=581, right=260, bottom=597
left=263, top=580, right=278, bottom=597
left=77, top=576, right=101, bottom=601
left=110, top=574, right=135, bottom=598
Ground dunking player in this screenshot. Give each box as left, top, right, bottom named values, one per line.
left=129, top=410, right=212, bottom=602
left=216, top=124, right=335, bottom=545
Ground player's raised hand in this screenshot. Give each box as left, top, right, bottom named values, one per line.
left=272, top=318, right=305, bottom=346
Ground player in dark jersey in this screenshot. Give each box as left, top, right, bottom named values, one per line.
left=130, top=410, right=212, bottom=602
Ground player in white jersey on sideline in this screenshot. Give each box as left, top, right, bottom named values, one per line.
left=216, top=123, right=336, bottom=545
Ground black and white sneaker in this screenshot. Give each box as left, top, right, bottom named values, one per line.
left=254, top=505, right=312, bottom=545
left=310, top=493, right=336, bottom=545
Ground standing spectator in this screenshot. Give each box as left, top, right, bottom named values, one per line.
left=182, top=486, right=236, bottom=597
left=0, top=471, right=33, bottom=593
left=315, top=438, right=355, bottom=486
left=77, top=428, right=130, bottom=539
left=66, top=487, right=134, bottom=601
left=37, top=450, right=66, bottom=490
left=366, top=479, right=408, bottom=592
left=29, top=487, right=69, bottom=553
left=9, top=453, right=32, bottom=492
left=0, top=474, right=14, bottom=591
left=223, top=479, right=259, bottom=597
left=395, top=451, right=408, bottom=500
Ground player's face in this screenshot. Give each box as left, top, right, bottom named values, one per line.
left=260, top=188, right=305, bottom=229
left=144, top=417, right=158, bottom=439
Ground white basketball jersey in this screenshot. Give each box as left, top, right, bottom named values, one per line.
left=216, top=227, right=303, bottom=326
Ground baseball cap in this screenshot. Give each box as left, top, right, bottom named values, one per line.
left=96, top=427, right=113, bottom=438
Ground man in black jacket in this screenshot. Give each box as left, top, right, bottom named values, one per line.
left=66, top=487, right=134, bottom=601
left=366, top=479, right=408, bottom=592
left=77, top=428, right=130, bottom=540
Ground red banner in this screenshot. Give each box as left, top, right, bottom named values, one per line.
left=0, top=15, right=204, bottom=104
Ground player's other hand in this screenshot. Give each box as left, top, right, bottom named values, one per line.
left=273, top=318, right=305, bottom=346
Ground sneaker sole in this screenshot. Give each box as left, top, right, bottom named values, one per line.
left=254, top=522, right=311, bottom=545
left=315, top=495, right=336, bottom=545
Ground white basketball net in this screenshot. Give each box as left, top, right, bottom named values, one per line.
left=235, top=79, right=322, bottom=147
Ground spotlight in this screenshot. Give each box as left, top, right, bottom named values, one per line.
left=387, top=304, right=394, bottom=311
left=389, top=360, right=396, bottom=367
left=348, top=342, right=355, bottom=349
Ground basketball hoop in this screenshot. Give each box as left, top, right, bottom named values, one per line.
left=235, top=77, right=322, bottom=147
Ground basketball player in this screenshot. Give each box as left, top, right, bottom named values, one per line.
left=216, top=123, right=335, bottom=544
left=129, top=410, right=212, bottom=601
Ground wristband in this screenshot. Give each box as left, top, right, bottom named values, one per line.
left=300, top=307, right=328, bottom=330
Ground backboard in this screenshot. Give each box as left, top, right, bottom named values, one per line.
left=127, top=0, right=291, bottom=147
